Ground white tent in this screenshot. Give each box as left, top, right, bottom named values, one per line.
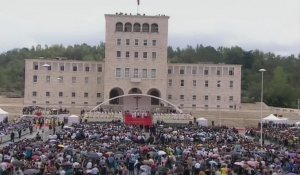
left=0, top=108, right=8, bottom=122
left=196, top=117, right=208, bottom=126
left=262, top=114, right=288, bottom=124
left=67, top=115, right=80, bottom=125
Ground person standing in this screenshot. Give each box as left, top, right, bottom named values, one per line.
left=10, top=132, right=15, bottom=142
left=18, top=129, right=22, bottom=139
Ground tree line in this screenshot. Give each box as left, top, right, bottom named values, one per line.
left=0, top=43, right=299, bottom=108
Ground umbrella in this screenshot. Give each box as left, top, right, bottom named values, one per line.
left=234, top=162, right=244, bottom=166
left=247, top=160, right=258, bottom=168
left=85, top=152, right=100, bottom=159
left=140, top=165, right=151, bottom=172
left=158, top=150, right=166, bottom=155
left=24, top=169, right=40, bottom=175
left=25, top=146, right=32, bottom=150
left=32, top=155, right=40, bottom=161
left=114, top=154, right=123, bottom=158
left=58, top=144, right=64, bottom=148
left=209, top=160, right=218, bottom=166
left=12, top=160, right=24, bottom=167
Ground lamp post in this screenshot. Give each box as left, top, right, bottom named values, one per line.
left=297, top=99, right=300, bottom=115
left=259, top=69, right=266, bottom=146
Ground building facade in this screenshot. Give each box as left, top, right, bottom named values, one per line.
left=24, top=13, right=241, bottom=112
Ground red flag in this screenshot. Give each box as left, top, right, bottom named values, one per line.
left=137, top=0, right=140, bottom=5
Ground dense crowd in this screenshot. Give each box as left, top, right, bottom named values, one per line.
left=0, top=121, right=299, bottom=175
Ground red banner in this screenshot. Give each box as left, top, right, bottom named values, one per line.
left=124, top=115, right=152, bottom=126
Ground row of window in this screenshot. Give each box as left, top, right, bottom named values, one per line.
left=115, top=22, right=158, bottom=33
left=115, top=68, right=156, bottom=78
left=32, top=91, right=101, bottom=98
left=32, top=75, right=101, bottom=84
left=33, top=63, right=103, bottom=72
left=31, top=101, right=97, bottom=105
left=168, top=95, right=234, bottom=101
left=179, top=104, right=237, bottom=109
left=169, top=79, right=234, bottom=88
left=116, top=51, right=156, bottom=59
left=117, top=39, right=157, bottom=46
left=168, top=67, right=235, bottom=76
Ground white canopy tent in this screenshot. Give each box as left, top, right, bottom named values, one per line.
left=67, top=115, right=80, bottom=125
left=262, top=114, right=288, bottom=124
left=0, top=108, right=8, bottom=122
left=196, top=117, right=208, bottom=126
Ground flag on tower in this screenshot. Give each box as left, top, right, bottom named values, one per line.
left=137, top=0, right=140, bottom=5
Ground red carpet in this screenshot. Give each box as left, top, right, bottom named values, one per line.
left=124, top=114, right=153, bottom=126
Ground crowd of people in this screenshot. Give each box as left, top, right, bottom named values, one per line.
left=0, top=120, right=299, bottom=175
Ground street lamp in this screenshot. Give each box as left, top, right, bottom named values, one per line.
left=259, top=68, right=266, bottom=146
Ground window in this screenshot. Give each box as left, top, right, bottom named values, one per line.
left=192, top=67, right=197, bottom=75
left=72, top=92, right=76, bottom=97
left=32, top=91, right=37, bottom=97
left=46, top=76, right=50, bottom=83
left=229, top=96, right=234, bottom=101
left=151, top=23, right=158, bottom=32
left=84, top=102, right=88, bottom=105
left=116, top=22, right=123, bottom=32
left=126, top=51, right=130, bottom=58
left=85, top=66, right=90, bottom=72
left=168, top=69, right=172, bottom=74
left=180, top=80, right=184, bottom=86
left=143, top=40, right=147, bottom=46
left=204, top=69, right=209, bottom=75
left=229, top=105, right=234, bottom=109
left=217, top=80, right=221, bottom=87
left=60, top=65, right=64, bottom=71
left=116, top=68, right=121, bottom=78
left=126, top=39, right=130, bottom=45
left=168, top=79, right=172, bottom=86
left=34, top=64, right=38, bottom=70
left=217, top=96, right=221, bottom=100
left=192, top=104, right=196, bottom=108
left=58, top=76, right=63, bottom=83
left=46, top=92, right=50, bottom=97
left=151, top=69, right=156, bottom=78
left=205, top=80, right=208, bottom=87
left=32, top=101, right=36, bottom=104
left=98, top=66, right=102, bottom=72
left=58, top=101, right=62, bottom=104
left=135, top=39, right=139, bottom=46
left=125, top=68, right=130, bottom=78
left=180, top=95, right=184, bottom=100
left=230, top=81, right=234, bottom=88
left=133, top=23, right=141, bottom=32
left=59, top=92, right=63, bottom=97
left=192, top=95, right=196, bottom=100
left=84, top=92, right=88, bottom=98
left=97, top=77, right=101, bottom=84
left=117, top=39, right=121, bottom=45
left=33, top=75, right=37, bottom=83
left=142, top=23, right=149, bottom=32
left=97, top=93, right=101, bottom=98
left=124, top=22, right=132, bottom=32
left=134, top=52, right=138, bottom=58
left=73, top=66, right=77, bottom=71
left=193, top=80, right=196, bottom=87
left=168, top=95, right=172, bottom=100
left=85, top=77, right=89, bottom=83
left=47, top=66, right=51, bottom=71
left=205, top=105, right=209, bottom=109
left=72, top=77, right=76, bottom=83
left=229, top=68, right=234, bottom=75
left=45, top=101, right=49, bottom=105
left=142, top=69, right=147, bottom=78
left=134, top=68, right=138, bottom=78
left=217, top=105, right=220, bottom=108
left=217, top=68, right=221, bottom=75
left=117, top=51, right=121, bottom=58
left=143, top=52, right=147, bottom=59
left=205, top=95, right=209, bottom=100
left=180, top=69, right=185, bottom=75
left=180, top=104, right=184, bottom=108
left=152, top=40, right=157, bottom=46
left=152, top=52, right=156, bottom=59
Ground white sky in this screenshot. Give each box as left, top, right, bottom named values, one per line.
left=0, top=0, right=299, bottom=56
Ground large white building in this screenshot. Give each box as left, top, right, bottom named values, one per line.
left=24, top=13, right=241, bottom=113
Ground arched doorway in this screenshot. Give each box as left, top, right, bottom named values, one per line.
left=128, top=88, right=142, bottom=94
left=109, top=88, right=124, bottom=104
left=147, top=89, right=160, bottom=105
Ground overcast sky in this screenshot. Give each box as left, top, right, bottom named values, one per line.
left=0, top=0, right=299, bottom=56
